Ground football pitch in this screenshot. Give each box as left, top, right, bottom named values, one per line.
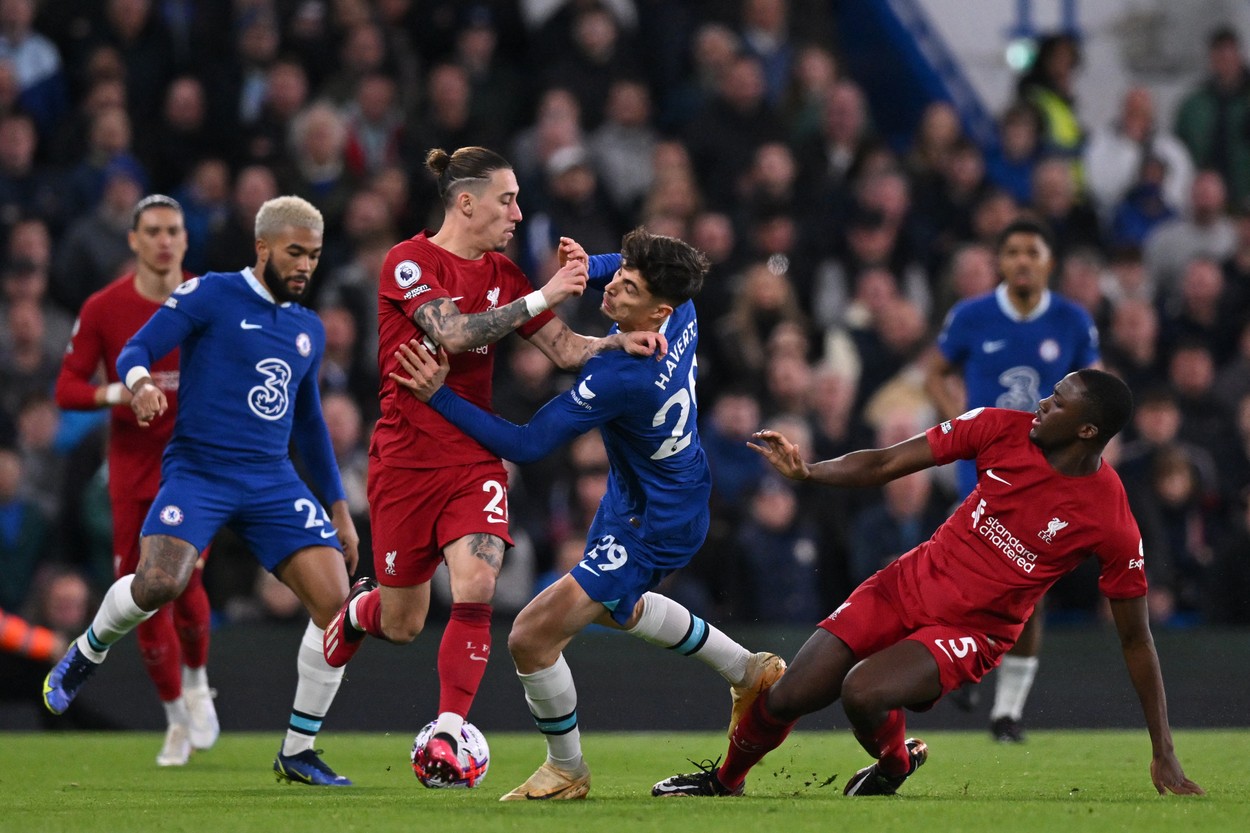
left=3, top=730, right=1243, bottom=833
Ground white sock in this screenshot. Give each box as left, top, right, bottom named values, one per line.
left=163, top=696, right=190, bottom=726
left=991, top=655, right=1040, bottom=721
left=517, top=654, right=584, bottom=772
left=76, top=574, right=156, bottom=662
left=182, top=665, right=208, bottom=692
left=282, top=621, right=345, bottom=756
left=626, top=593, right=750, bottom=684
left=432, top=711, right=465, bottom=745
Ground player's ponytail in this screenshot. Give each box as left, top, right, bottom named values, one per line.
left=426, top=146, right=511, bottom=205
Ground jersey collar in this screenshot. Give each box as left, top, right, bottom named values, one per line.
left=242, top=266, right=292, bottom=308
left=994, top=283, right=1050, bottom=322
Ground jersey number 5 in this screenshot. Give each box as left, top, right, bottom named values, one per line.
left=651, top=366, right=696, bottom=461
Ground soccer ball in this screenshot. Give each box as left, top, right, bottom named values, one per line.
left=410, top=721, right=490, bottom=789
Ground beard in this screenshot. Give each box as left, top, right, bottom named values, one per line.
left=263, top=258, right=308, bottom=304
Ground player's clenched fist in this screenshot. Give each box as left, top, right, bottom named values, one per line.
left=130, top=381, right=168, bottom=427
left=542, top=261, right=588, bottom=307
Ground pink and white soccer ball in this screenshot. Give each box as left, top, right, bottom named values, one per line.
left=410, top=721, right=490, bottom=788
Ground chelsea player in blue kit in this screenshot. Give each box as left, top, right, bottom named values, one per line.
left=43, top=196, right=362, bottom=785
left=393, top=229, right=785, bottom=800
left=924, top=218, right=1100, bottom=742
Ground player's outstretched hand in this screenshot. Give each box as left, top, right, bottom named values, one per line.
left=130, top=381, right=167, bottom=427
left=747, top=430, right=810, bottom=480
left=390, top=338, right=450, bottom=402
left=622, top=330, right=668, bottom=359
left=1151, top=754, right=1205, bottom=796
left=558, top=236, right=587, bottom=267
left=542, top=260, right=589, bottom=307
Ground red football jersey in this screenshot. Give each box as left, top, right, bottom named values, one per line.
left=55, top=273, right=188, bottom=501
left=890, top=407, right=1148, bottom=642
left=371, top=231, right=555, bottom=469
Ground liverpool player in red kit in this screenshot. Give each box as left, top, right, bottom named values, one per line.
left=653, top=369, right=1204, bottom=798
left=322, top=146, right=661, bottom=782
left=54, top=195, right=217, bottom=767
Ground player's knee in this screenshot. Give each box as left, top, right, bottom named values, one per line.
left=381, top=611, right=425, bottom=644
left=840, top=666, right=885, bottom=718
left=131, top=573, right=182, bottom=610
left=450, top=570, right=497, bottom=605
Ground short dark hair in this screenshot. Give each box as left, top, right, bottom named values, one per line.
left=425, top=146, right=511, bottom=205
left=1210, top=25, right=1239, bottom=48
left=619, top=227, right=709, bottom=305
left=131, top=194, right=182, bottom=229
left=994, top=217, right=1055, bottom=254
left=1076, top=369, right=1133, bottom=440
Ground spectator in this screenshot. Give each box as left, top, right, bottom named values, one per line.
left=0, top=445, right=49, bottom=611
left=735, top=473, right=823, bottom=623
left=540, top=3, right=641, bottom=130
left=1144, top=170, right=1236, bottom=299
left=203, top=164, right=277, bottom=272
left=1028, top=156, right=1102, bottom=258
left=140, top=75, right=217, bottom=194
left=172, top=157, right=231, bottom=276
left=50, top=166, right=139, bottom=312
left=588, top=78, right=657, bottom=219
left=1158, top=258, right=1239, bottom=363
left=737, top=0, right=795, bottom=106
left=0, top=112, right=61, bottom=244
left=1085, top=87, right=1194, bottom=223
left=1108, top=154, right=1179, bottom=252
left=1015, top=32, right=1085, bottom=176
left=0, top=0, right=68, bottom=138
left=985, top=102, right=1043, bottom=206
left=1175, top=27, right=1250, bottom=207
left=238, top=58, right=308, bottom=170
left=277, top=102, right=358, bottom=238
left=65, top=104, right=146, bottom=215
left=92, top=0, right=175, bottom=125
left=342, top=73, right=405, bottom=179
left=1206, top=486, right=1250, bottom=624
left=779, top=43, right=839, bottom=145
left=683, top=52, right=785, bottom=212
left=454, top=4, right=524, bottom=139
left=1102, top=297, right=1167, bottom=394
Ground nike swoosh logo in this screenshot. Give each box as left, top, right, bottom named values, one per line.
left=320, top=527, right=339, bottom=538
left=486, top=516, right=508, bottom=524
left=450, top=296, right=464, bottom=302
left=240, top=320, right=262, bottom=330
left=577, top=376, right=595, bottom=400
left=651, top=783, right=687, bottom=794
left=982, top=340, right=1006, bottom=353
left=986, top=469, right=1012, bottom=486
left=468, top=653, right=489, bottom=662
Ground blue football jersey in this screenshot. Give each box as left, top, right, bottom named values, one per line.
left=427, top=298, right=711, bottom=561
left=117, top=269, right=344, bottom=504
left=938, top=285, right=1100, bottom=411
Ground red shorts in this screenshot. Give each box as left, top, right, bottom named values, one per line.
left=818, top=568, right=1011, bottom=706
left=113, top=497, right=209, bottom=577
left=367, top=458, right=513, bottom=587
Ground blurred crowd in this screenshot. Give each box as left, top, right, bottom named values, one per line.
left=2, top=0, right=1250, bottom=654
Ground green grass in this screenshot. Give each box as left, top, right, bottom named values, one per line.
left=2, top=730, right=1243, bottom=833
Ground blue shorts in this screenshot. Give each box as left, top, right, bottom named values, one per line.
left=570, top=511, right=704, bottom=626
left=142, top=460, right=342, bottom=572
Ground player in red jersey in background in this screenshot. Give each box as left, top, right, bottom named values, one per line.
left=653, top=369, right=1204, bottom=798
left=321, top=146, right=661, bottom=782
left=54, top=195, right=217, bottom=767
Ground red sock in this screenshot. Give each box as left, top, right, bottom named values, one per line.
left=173, top=566, right=211, bottom=668
left=136, top=606, right=181, bottom=701
left=852, top=708, right=910, bottom=775
left=353, top=588, right=384, bottom=637
left=718, top=691, right=796, bottom=790
left=437, top=603, right=493, bottom=717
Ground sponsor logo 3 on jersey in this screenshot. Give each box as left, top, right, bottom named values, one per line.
left=402, top=284, right=430, bottom=299
left=159, top=505, right=184, bottom=525
left=1037, top=516, right=1069, bottom=544
left=972, top=498, right=1039, bottom=572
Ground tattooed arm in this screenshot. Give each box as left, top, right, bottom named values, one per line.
left=413, top=261, right=588, bottom=354
left=525, top=317, right=639, bottom=371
